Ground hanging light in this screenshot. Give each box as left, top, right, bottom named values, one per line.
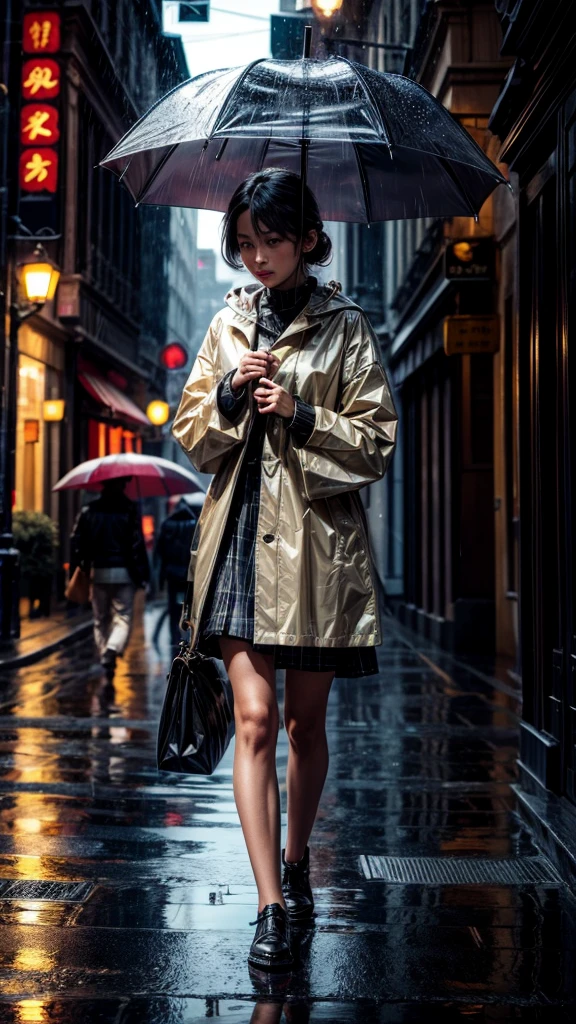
left=147, top=399, right=170, bottom=426
left=311, top=0, right=344, bottom=18
left=43, top=399, right=65, bottom=422
left=20, top=246, right=60, bottom=304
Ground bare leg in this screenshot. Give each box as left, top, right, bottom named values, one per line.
left=283, top=669, right=334, bottom=863
left=220, top=637, right=284, bottom=913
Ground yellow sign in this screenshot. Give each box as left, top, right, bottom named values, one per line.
left=443, top=315, right=500, bottom=355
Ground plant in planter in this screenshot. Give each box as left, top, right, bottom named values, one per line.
left=12, top=511, right=59, bottom=618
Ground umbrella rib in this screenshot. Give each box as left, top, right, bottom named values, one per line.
left=258, top=137, right=271, bottom=171
left=100, top=76, right=192, bottom=168
left=352, top=142, right=372, bottom=225
left=118, top=158, right=132, bottom=183
left=134, top=144, right=178, bottom=206
left=337, top=55, right=392, bottom=148
left=438, top=156, right=479, bottom=218
left=212, top=57, right=266, bottom=139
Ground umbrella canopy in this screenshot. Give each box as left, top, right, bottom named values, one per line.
left=101, top=54, right=508, bottom=222
left=53, top=454, right=205, bottom=501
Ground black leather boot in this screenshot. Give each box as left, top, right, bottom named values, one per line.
left=248, top=902, right=293, bottom=971
left=282, top=846, right=314, bottom=921
left=101, top=648, right=117, bottom=682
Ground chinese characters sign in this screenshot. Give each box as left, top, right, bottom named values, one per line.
left=22, top=58, right=60, bottom=99
left=20, top=105, right=60, bottom=145
left=19, top=12, right=61, bottom=198
left=23, top=12, right=61, bottom=53
left=19, top=148, right=59, bottom=192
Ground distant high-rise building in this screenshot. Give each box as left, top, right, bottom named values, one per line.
left=192, top=249, right=232, bottom=358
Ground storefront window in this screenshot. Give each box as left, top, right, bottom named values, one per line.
left=16, top=355, right=46, bottom=511
left=87, top=419, right=142, bottom=458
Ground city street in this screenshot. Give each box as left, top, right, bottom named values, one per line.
left=0, top=603, right=574, bottom=1021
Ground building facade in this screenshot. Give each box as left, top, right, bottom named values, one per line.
left=487, top=0, right=576, bottom=870
left=341, top=0, right=576, bottom=873
left=338, top=1, right=513, bottom=660
left=8, top=1, right=194, bottom=579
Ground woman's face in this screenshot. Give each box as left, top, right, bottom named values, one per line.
left=236, top=209, right=316, bottom=290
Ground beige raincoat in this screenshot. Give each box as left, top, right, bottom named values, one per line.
left=172, top=281, right=398, bottom=650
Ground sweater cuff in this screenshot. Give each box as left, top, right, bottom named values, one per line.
left=284, top=397, right=316, bottom=447
left=217, top=369, right=247, bottom=422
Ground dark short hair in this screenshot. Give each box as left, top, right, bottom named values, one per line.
left=221, top=168, right=332, bottom=270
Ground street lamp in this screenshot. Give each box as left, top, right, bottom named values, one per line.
left=18, top=245, right=60, bottom=310
left=311, top=0, right=343, bottom=17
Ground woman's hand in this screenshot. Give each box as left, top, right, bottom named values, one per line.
left=232, top=351, right=279, bottom=391
left=254, top=377, right=296, bottom=419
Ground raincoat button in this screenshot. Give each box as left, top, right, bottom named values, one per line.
left=263, top=533, right=275, bottom=543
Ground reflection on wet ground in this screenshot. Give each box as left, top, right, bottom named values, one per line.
left=0, top=603, right=575, bottom=1021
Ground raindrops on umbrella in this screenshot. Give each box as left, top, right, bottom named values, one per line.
left=100, top=43, right=509, bottom=223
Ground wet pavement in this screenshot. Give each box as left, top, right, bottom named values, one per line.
left=0, top=597, right=575, bottom=1021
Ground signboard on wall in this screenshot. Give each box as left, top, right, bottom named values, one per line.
left=19, top=9, right=62, bottom=233
left=445, top=239, right=495, bottom=280
left=443, top=315, right=500, bottom=355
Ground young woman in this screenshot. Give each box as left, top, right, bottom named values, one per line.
left=172, top=168, right=398, bottom=972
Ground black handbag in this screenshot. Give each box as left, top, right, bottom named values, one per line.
left=157, top=645, right=235, bottom=775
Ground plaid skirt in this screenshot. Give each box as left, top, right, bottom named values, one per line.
left=200, top=423, right=379, bottom=679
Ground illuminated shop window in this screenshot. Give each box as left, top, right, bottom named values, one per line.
left=16, top=355, right=46, bottom=511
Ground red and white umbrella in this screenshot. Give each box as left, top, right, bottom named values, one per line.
left=53, top=453, right=205, bottom=500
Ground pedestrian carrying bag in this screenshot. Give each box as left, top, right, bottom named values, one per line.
left=65, top=566, right=90, bottom=604
left=157, top=645, right=235, bottom=775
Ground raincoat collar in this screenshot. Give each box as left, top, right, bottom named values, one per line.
left=224, top=279, right=362, bottom=346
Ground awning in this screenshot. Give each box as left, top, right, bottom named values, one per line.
left=78, top=371, right=150, bottom=427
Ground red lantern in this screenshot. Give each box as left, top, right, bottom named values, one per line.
left=20, top=104, right=60, bottom=145
left=20, top=148, right=59, bottom=193
left=23, top=12, right=61, bottom=54
left=160, top=342, right=188, bottom=370
left=22, top=58, right=60, bottom=99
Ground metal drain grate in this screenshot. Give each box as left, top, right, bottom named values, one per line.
left=359, top=855, right=561, bottom=885
left=0, top=880, right=94, bottom=902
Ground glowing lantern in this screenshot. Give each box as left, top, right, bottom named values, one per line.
left=147, top=400, right=170, bottom=426
left=43, top=399, right=65, bottom=422
left=311, top=0, right=344, bottom=17
left=20, top=257, right=60, bottom=303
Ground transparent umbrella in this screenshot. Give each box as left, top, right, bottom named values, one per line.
left=100, top=29, right=508, bottom=222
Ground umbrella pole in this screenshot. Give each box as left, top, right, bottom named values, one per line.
left=299, top=26, right=311, bottom=278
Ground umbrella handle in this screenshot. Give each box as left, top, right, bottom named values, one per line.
left=303, top=25, right=312, bottom=59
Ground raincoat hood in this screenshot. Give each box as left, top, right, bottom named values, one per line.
left=224, top=279, right=362, bottom=323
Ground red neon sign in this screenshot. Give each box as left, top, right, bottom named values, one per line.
left=22, top=58, right=60, bottom=99
left=23, top=12, right=61, bottom=54
left=20, top=104, right=60, bottom=146
left=19, top=148, right=59, bottom=193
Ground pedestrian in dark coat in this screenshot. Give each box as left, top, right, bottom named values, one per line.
left=70, top=476, right=149, bottom=680
left=155, top=497, right=198, bottom=645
